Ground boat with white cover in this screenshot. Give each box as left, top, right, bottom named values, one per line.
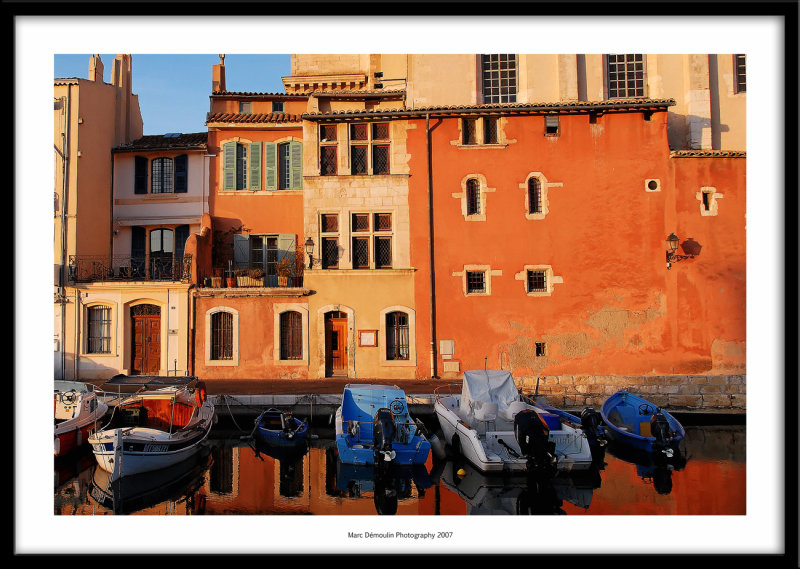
left=434, top=370, right=593, bottom=473
left=54, top=380, right=110, bottom=457
left=88, top=375, right=215, bottom=482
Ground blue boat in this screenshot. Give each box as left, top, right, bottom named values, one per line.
left=253, top=408, right=308, bottom=448
left=335, top=384, right=431, bottom=466
left=600, top=391, right=685, bottom=457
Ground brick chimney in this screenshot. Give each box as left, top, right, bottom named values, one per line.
left=212, top=54, right=226, bottom=93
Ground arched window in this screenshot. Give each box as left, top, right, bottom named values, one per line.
left=386, top=311, right=409, bottom=361
left=466, top=178, right=481, bottom=216
left=279, top=311, right=303, bottom=360
left=210, top=311, right=234, bottom=360
left=528, top=177, right=542, bottom=214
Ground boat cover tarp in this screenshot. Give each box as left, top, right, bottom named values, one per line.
left=54, top=380, right=91, bottom=393
left=461, top=370, right=519, bottom=422
left=103, top=374, right=196, bottom=387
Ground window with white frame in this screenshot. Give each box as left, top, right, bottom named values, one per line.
left=87, top=305, right=112, bottom=354
left=385, top=311, right=410, bottom=360
left=279, top=311, right=303, bottom=360
left=205, top=307, right=239, bottom=366
left=481, top=54, right=518, bottom=103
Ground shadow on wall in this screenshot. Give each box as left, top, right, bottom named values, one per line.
left=667, top=112, right=728, bottom=151
left=681, top=238, right=702, bottom=257
left=56, top=352, right=125, bottom=382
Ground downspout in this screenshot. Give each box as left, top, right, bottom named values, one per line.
left=59, top=86, right=72, bottom=380
left=426, top=113, right=438, bottom=378
left=188, top=285, right=196, bottom=377
left=109, top=149, right=115, bottom=266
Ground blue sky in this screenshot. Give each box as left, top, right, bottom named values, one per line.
left=54, top=54, right=290, bottom=135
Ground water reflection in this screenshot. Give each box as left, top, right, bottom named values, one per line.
left=53, top=424, right=746, bottom=516
left=606, top=442, right=688, bottom=495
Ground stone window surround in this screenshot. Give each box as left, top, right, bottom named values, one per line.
left=82, top=302, right=116, bottom=356
left=273, top=303, right=309, bottom=365
left=453, top=174, right=495, bottom=222
left=218, top=136, right=303, bottom=195
left=451, top=116, right=511, bottom=149
left=379, top=305, right=417, bottom=367
left=697, top=186, right=723, bottom=216
left=317, top=207, right=398, bottom=270
left=453, top=264, right=502, bottom=297
left=316, top=122, right=395, bottom=177
left=519, top=172, right=562, bottom=220
left=514, top=264, right=563, bottom=297
left=204, top=306, right=239, bottom=366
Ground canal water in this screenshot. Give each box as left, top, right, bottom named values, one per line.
left=54, top=418, right=745, bottom=517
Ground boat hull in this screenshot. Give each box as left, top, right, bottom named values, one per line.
left=600, top=391, right=685, bottom=454
left=54, top=388, right=109, bottom=457
left=254, top=418, right=309, bottom=448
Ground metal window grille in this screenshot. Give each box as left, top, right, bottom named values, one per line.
left=278, top=143, right=291, bottom=189
left=545, top=116, right=560, bottom=136
left=372, top=122, right=390, bottom=140
left=352, top=213, right=370, bottom=232
left=462, top=118, right=477, bottom=144
left=372, top=145, right=390, bottom=174
left=322, top=238, right=339, bottom=269
left=527, top=270, right=547, bottom=292
left=374, top=236, right=392, bottom=269
left=607, top=54, right=645, bottom=98
left=466, top=271, right=486, bottom=294
left=320, top=146, right=338, bottom=176
left=350, top=123, right=368, bottom=141
left=466, top=179, right=481, bottom=215
left=374, top=213, right=392, bottom=232
left=351, top=145, right=368, bottom=174
left=320, top=125, right=337, bottom=142
left=386, top=311, right=410, bottom=360
left=151, top=158, right=173, bottom=194
left=321, top=214, right=339, bottom=233
left=280, top=311, right=303, bottom=360
left=481, top=54, right=517, bottom=103
left=734, top=54, right=746, bottom=93
left=87, top=306, right=111, bottom=353
left=210, top=311, right=233, bottom=360
left=352, top=237, right=369, bottom=269
left=535, top=342, right=546, bottom=357
left=483, top=117, right=498, bottom=144
left=528, top=177, right=543, bottom=214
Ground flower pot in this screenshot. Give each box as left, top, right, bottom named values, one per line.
left=210, top=276, right=222, bottom=288
left=278, top=276, right=289, bottom=287
left=226, top=277, right=237, bottom=288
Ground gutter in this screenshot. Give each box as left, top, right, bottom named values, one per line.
left=426, top=113, right=438, bottom=379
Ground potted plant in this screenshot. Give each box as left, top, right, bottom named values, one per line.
left=236, top=267, right=264, bottom=287
left=225, top=261, right=237, bottom=288
left=277, top=257, right=292, bottom=287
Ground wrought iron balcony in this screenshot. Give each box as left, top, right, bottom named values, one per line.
left=68, top=254, right=193, bottom=283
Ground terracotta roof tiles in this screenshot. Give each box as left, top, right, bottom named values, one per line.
left=113, top=132, right=208, bottom=153
left=206, top=112, right=303, bottom=124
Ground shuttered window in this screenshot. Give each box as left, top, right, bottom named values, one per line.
left=223, top=141, right=250, bottom=191
left=249, top=142, right=262, bottom=190
left=279, top=311, right=303, bottom=360
left=210, top=311, right=234, bottom=360
left=151, top=158, right=173, bottom=194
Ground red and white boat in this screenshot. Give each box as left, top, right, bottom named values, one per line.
left=54, top=381, right=110, bottom=457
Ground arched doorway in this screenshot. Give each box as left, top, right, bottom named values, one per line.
left=324, top=311, right=348, bottom=377
left=131, top=304, right=161, bottom=375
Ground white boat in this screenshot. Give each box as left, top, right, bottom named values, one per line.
left=88, top=375, right=215, bottom=482
left=54, top=380, right=110, bottom=457
left=434, top=370, right=593, bottom=473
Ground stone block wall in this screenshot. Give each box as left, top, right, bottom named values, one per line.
left=517, top=374, right=746, bottom=412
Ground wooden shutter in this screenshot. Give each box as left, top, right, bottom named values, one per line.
left=174, top=154, right=188, bottom=193
left=175, top=225, right=190, bottom=260
left=233, top=234, right=250, bottom=270
left=249, top=142, right=262, bottom=191
left=278, top=234, right=297, bottom=276
left=264, top=142, right=278, bottom=190
left=223, top=142, right=236, bottom=191
left=290, top=141, right=303, bottom=189
left=134, top=156, right=148, bottom=194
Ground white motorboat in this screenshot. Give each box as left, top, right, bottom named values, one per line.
left=434, top=370, right=593, bottom=473
left=54, top=380, right=110, bottom=457
left=88, top=375, right=215, bottom=482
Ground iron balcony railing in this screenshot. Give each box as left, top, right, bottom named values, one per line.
left=68, top=254, right=193, bottom=283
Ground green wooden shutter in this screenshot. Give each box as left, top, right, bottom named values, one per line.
left=249, top=142, right=262, bottom=191
left=290, top=141, right=303, bottom=189
left=223, top=142, right=236, bottom=191
left=233, top=234, right=250, bottom=270
left=264, top=142, right=278, bottom=190
left=278, top=234, right=297, bottom=278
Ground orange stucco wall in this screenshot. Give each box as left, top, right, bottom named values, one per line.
left=407, top=111, right=746, bottom=379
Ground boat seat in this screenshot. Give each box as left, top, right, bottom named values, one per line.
left=498, top=400, right=527, bottom=422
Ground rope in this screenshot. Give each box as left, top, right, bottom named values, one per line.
left=221, top=394, right=244, bottom=431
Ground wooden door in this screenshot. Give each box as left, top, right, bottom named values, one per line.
left=324, top=312, right=347, bottom=377
left=131, top=304, right=161, bottom=375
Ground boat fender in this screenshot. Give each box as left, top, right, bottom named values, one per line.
left=195, top=381, right=207, bottom=406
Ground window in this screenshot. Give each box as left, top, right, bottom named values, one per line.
left=466, top=271, right=486, bottom=294
left=386, top=311, right=409, bottom=360
left=239, top=101, right=252, bottom=114
left=463, top=118, right=477, bottom=145
left=349, top=122, right=391, bottom=175
left=545, top=116, right=560, bottom=137
left=278, top=143, right=292, bottom=189
left=734, top=54, right=746, bottom=94
left=349, top=212, right=393, bottom=269
left=320, top=214, right=340, bottom=269
left=320, top=125, right=338, bottom=176
left=528, top=178, right=542, bottom=214
left=279, top=311, right=303, bottom=360
left=483, top=117, right=498, bottom=144
left=527, top=269, right=547, bottom=293
left=466, top=179, right=481, bottom=216
left=351, top=213, right=370, bottom=269
left=151, top=158, right=174, bottom=194
left=222, top=141, right=251, bottom=191
left=234, top=233, right=296, bottom=286
left=459, top=116, right=502, bottom=146
left=481, top=54, right=517, bottom=103
left=606, top=54, right=645, bottom=98
left=87, top=306, right=111, bottom=354
left=210, top=311, right=233, bottom=361
left=136, top=155, right=187, bottom=194
left=535, top=342, right=547, bottom=357
left=272, top=101, right=285, bottom=113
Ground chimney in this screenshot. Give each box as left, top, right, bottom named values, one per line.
left=89, top=54, right=104, bottom=82
left=212, top=54, right=226, bottom=93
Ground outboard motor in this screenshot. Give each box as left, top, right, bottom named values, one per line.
left=650, top=409, right=674, bottom=458
left=514, top=409, right=556, bottom=471
left=580, top=407, right=606, bottom=447
left=373, top=408, right=397, bottom=463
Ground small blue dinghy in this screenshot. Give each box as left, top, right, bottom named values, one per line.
left=600, top=391, right=684, bottom=457
left=253, top=408, right=308, bottom=448
left=335, top=384, right=431, bottom=466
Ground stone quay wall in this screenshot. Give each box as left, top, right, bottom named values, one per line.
left=517, top=374, right=746, bottom=412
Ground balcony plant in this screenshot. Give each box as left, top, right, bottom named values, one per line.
left=277, top=257, right=292, bottom=287
left=236, top=267, right=264, bottom=287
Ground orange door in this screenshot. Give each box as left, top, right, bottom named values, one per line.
left=325, top=314, right=347, bottom=377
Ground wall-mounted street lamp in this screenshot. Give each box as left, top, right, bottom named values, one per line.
left=666, top=232, right=694, bottom=269
left=304, top=237, right=315, bottom=269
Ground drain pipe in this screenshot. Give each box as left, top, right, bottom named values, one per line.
left=426, top=113, right=438, bottom=379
